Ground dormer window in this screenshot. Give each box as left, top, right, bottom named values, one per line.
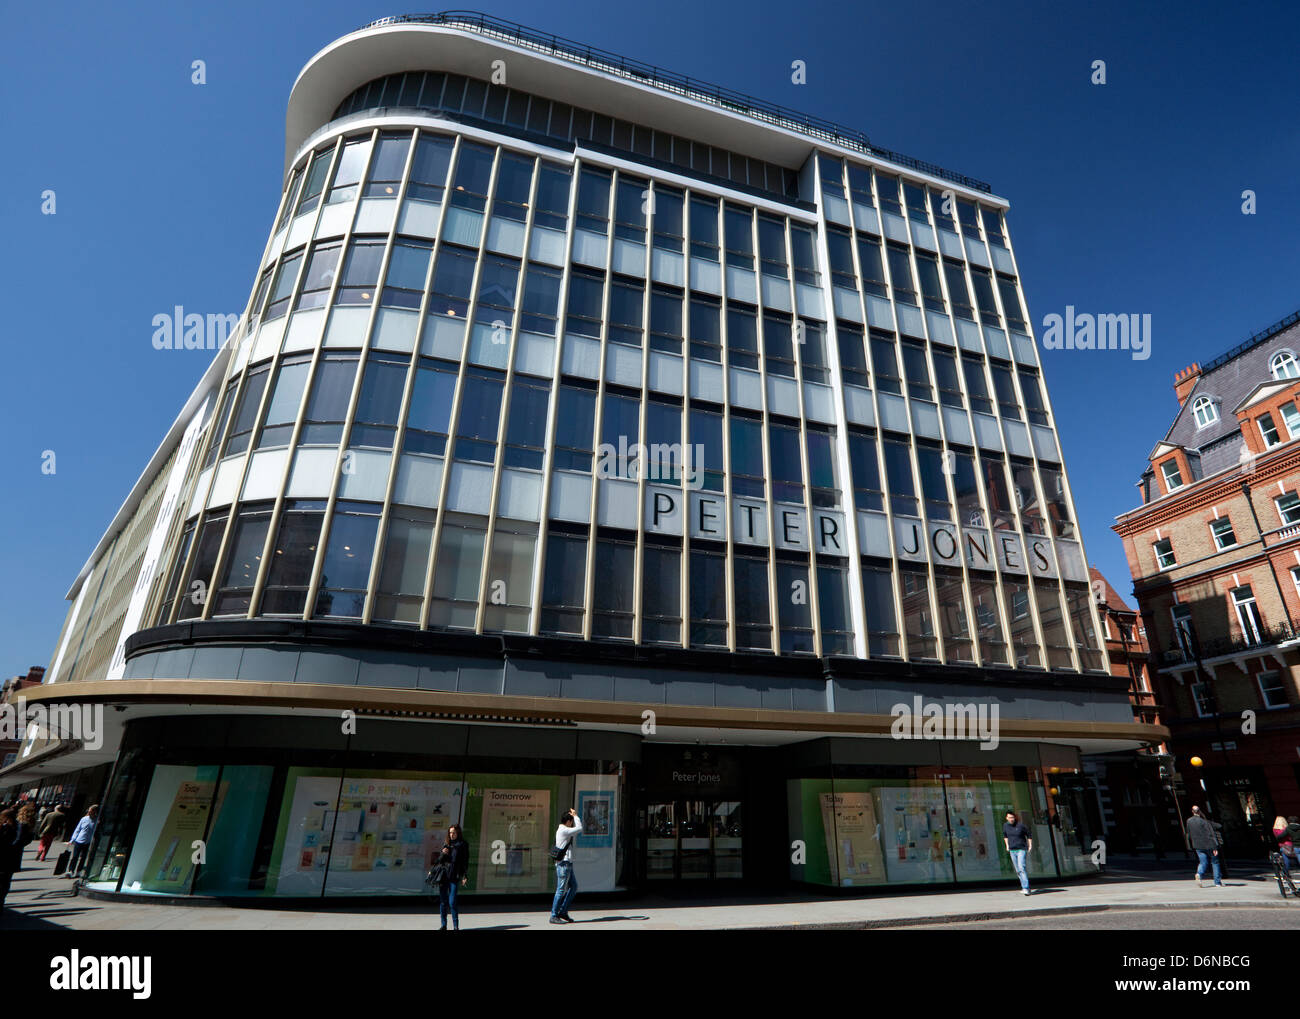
left=1160, top=459, right=1184, bottom=492
left=1192, top=395, right=1218, bottom=428
left=1259, top=412, right=1282, bottom=448
left=1271, top=350, right=1299, bottom=380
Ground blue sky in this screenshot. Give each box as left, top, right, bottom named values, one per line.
left=2, top=0, right=1298, bottom=670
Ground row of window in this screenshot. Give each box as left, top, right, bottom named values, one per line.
left=156, top=499, right=1100, bottom=669
left=817, top=153, right=1007, bottom=247
left=273, top=129, right=1028, bottom=347
left=203, top=327, right=1074, bottom=542
left=330, top=70, right=800, bottom=200
left=1154, top=492, right=1300, bottom=569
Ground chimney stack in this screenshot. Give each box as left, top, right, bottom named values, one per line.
left=1174, top=363, right=1201, bottom=407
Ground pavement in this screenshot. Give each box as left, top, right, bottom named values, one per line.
left=3, top=847, right=1298, bottom=930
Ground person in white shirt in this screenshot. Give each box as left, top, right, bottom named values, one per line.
left=549, top=807, right=583, bottom=924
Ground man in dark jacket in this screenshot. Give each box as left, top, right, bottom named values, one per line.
left=1002, top=811, right=1033, bottom=895
left=1187, top=805, right=1222, bottom=887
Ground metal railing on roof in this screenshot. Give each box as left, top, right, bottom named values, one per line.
left=356, top=11, right=994, bottom=194
left=1199, top=307, right=1300, bottom=375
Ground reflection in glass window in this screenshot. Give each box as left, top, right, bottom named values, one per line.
left=224, top=364, right=270, bottom=458
left=614, top=176, right=648, bottom=241
left=449, top=142, right=495, bottom=213
left=817, top=560, right=853, bottom=655
left=453, top=368, right=505, bottom=464
left=260, top=501, right=326, bottom=616
left=963, top=356, right=993, bottom=414
left=403, top=357, right=456, bottom=456
left=373, top=505, right=435, bottom=624
left=969, top=572, right=1008, bottom=665
left=887, top=244, right=917, bottom=305
left=351, top=353, right=409, bottom=450
left=642, top=541, right=682, bottom=644
left=733, top=552, right=771, bottom=650
left=1035, top=580, right=1073, bottom=670
left=315, top=501, right=381, bottom=618
left=265, top=250, right=304, bottom=320
left=944, top=260, right=974, bottom=320
left=724, top=204, right=754, bottom=270
left=726, top=304, right=759, bottom=371
left=652, top=186, right=683, bottom=252
left=997, top=275, right=1026, bottom=331
left=981, top=454, right=1015, bottom=531
left=482, top=525, right=536, bottom=633
left=592, top=535, right=636, bottom=639
left=503, top=376, right=550, bottom=470
left=768, top=422, right=803, bottom=504
left=520, top=263, right=563, bottom=336
left=533, top=164, right=571, bottom=230
left=900, top=565, right=937, bottom=660
left=883, top=437, right=918, bottom=516
left=381, top=239, right=433, bottom=309
left=553, top=384, right=597, bottom=471
left=295, top=243, right=341, bottom=311
left=300, top=353, right=360, bottom=446
left=871, top=332, right=901, bottom=395
left=365, top=132, right=411, bottom=198
left=915, top=445, right=951, bottom=521
left=335, top=238, right=386, bottom=305
left=861, top=560, right=900, bottom=657
left=691, top=407, right=724, bottom=493
left=1066, top=582, right=1104, bottom=671
left=730, top=416, right=765, bottom=498
left=407, top=134, right=454, bottom=203
left=566, top=267, right=605, bottom=338
left=1012, top=460, right=1043, bottom=535
left=1040, top=467, right=1073, bottom=538
left=428, top=244, right=477, bottom=318
left=777, top=559, right=813, bottom=653
left=932, top=349, right=963, bottom=409
left=934, top=567, right=973, bottom=662
left=541, top=530, right=587, bottom=634
left=491, top=153, right=533, bottom=222
left=1004, top=577, right=1041, bottom=667
left=857, top=234, right=887, bottom=297
left=429, top=514, right=487, bottom=628
left=689, top=197, right=719, bottom=260
left=847, top=429, right=883, bottom=511
left=326, top=137, right=372, bottom=205
left=690, top=546, right=728, bottom=648
left=806, top=427, right=839, bottom=509
left=576, top=168, right=611, bottom=232
left=256, top=355, right=310, bottom=450
left=689, top=295, right=721, bottom=363
left=970, top=268, right=1000, bottom=325
left=177, top=510, right=231, bottom=621
left=296, top=149, right=333, bottom=216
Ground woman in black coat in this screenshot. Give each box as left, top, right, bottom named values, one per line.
left=0, top=808, right=33, bottom=909
left=434, top=824, right=470, bottom=931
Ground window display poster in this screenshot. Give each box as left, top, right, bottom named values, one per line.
left=943, top=785, right=1001, bottom=879
left=877, top=785, right=954, bottom=883
left=139, top=779, right=228, bottom=893
left=819, top=790, right=886, bottom=886
left=267, top=769, right=465, bottom=896
left=473, top=787, right=551, bottom=892
left=575, top=775, right=619, bottom=890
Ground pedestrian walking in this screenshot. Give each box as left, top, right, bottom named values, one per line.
left=65, top=804, right=98, bottom=879
left=1002, top=810, right=1033, bottom=895
left=433, top=823, right=470, bottom=930
left=549, top=806, right=583, bottom=924
left=0, top=806, right=35, bottom=908
left=1187, top=805, right=1222, bottom=887
left=35, top=802, right=66, bottom=862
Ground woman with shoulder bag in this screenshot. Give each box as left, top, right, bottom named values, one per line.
left=431, top=824, right=470, bottom=931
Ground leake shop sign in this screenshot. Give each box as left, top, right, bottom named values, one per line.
left=640, top=486, right=1062, bottom=578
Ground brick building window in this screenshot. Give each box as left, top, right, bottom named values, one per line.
left=1256, top=670, right=1289, bottom=709
left=1259, top=413, right=1282, bottom=448
left=1153, top=537, right=1176, bottom=570
left=1276, top=492, right=1300, bottom=525
left=1160, top=459, right=1184, bottom=492
left=1209, top=516, right=1237, bottom=550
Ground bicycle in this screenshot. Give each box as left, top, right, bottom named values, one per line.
left=1270, top=851, right=1298, bottom=899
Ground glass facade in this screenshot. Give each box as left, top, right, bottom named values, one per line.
left=150, top=102, right=1101, bottom=674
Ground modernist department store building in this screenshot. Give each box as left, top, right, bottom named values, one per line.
left=5, top=13, right=1166, bottom=900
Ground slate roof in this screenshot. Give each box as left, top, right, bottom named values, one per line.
left=1138, top=309, right=1300, bottom=493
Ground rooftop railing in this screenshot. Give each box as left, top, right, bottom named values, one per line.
left=356, top=11, right=994, bottom=194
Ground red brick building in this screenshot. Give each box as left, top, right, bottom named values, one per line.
left=1115, top=308, right=1300, bottom=857
left=1084, top=568, right=1184, bottom=853
left=0, top=666, right=45, bottom=773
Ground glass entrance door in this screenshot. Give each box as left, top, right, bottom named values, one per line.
left=642, top=799, right=743, bottom=880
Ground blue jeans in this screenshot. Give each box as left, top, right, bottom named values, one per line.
left=1196, top=850, right=1222, bottom=884
left=1281, top=851, right=1299, bottom=875
left=551, top=860, right=577, bottom=918
left=438, top=880, right=460, bottom=928
left=1009, top=848, right=1029, bottom=890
